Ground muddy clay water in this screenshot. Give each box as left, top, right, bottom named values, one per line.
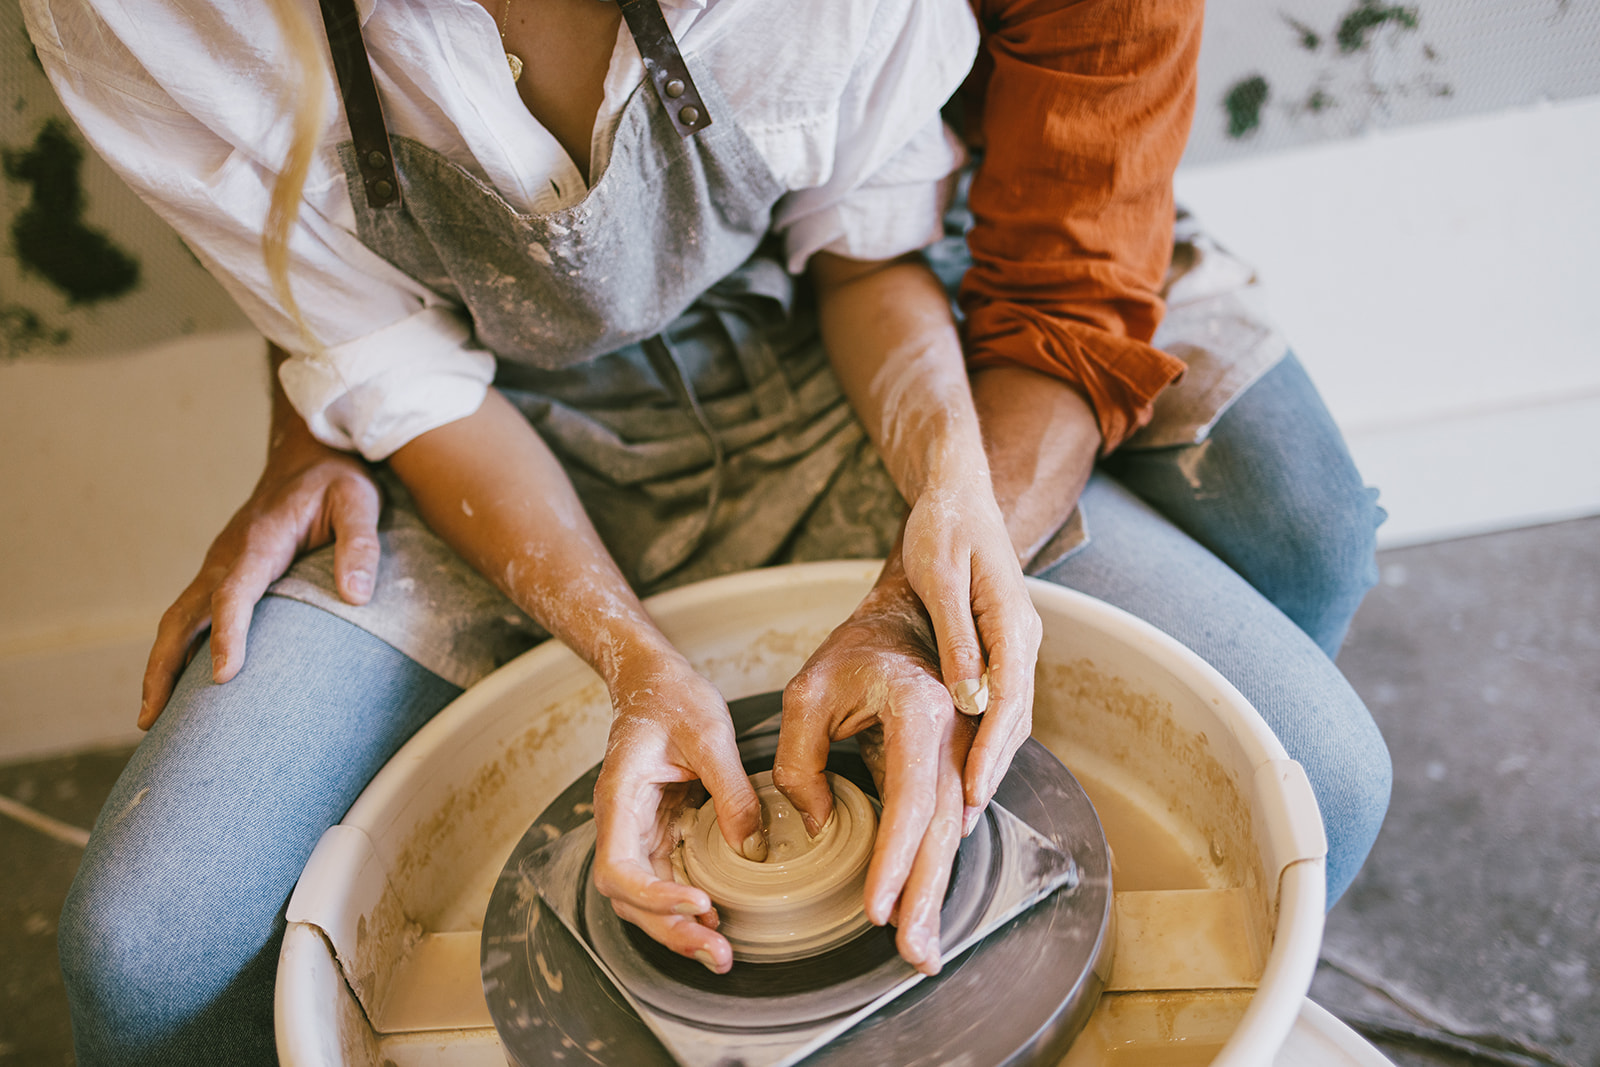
left=1055, top=758, right=1252, bottom=1067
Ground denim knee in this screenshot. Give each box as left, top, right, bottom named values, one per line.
left=1266, top=482, right=1385, bottom=658
left=1313, top=692, right=1393, bottom=907
left=58, top=822, right=280, bottom=1065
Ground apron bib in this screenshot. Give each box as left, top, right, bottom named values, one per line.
left=272, top=15, right=903, bottom=688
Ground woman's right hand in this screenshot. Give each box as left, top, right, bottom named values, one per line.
left=139, top=422, right=381, bottom=728
left=590, top=652, right=764, bottom=973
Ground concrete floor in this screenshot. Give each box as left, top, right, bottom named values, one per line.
left=1, top=515, right=1595, bottom=1066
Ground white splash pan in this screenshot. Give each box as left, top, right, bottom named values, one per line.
left=275, top=561, right=1394, bottom=1066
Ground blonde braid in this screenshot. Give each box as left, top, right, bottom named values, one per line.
left=261, top=0, right=330, bottom=354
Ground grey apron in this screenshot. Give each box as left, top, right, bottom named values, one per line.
left=275, top=4, right=1285, bottom=688
left=272, top=41, right=903, bottom=688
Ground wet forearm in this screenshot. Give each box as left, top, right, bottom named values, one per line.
left=970, top=366, right=1101, bottom=569
left=388, top=389, right=677, bottom=688
left=811, top=252, right=991, bottom=506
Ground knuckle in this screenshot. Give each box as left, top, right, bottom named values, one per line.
left=769, top=762, right=811, bottom=796
left=783, top=671, right=828, bottom=712
left=1020, top=607, right=1043, bottom=647
left=592, top=868, right=623, bottom=900
left=158, top=598, right=195, bottom=630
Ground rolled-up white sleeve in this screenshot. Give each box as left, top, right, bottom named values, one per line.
left=772, top=0, right=978, bottom=273
left=278, top=307, right=495, bottom=459
left=26, top=1, right=494, bottom=460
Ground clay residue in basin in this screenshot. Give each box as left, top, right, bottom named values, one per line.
left=1032, top=658, right=1259, bottom=899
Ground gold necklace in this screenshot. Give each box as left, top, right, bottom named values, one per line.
left=499, top=0, right=524, bottom=82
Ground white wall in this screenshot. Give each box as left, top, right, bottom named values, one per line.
left=1, top=331, right=268, bottom=759
left=1175, top=95, right=1600, bottom=546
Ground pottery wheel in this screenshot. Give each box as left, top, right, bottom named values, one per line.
left=482, top=692, right=1113, bottom=1067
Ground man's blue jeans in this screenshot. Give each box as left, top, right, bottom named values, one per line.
left=58, top=353, right=1389, bottom=1065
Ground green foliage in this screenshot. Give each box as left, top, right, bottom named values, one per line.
left=1337, top=0, right=1421, bottom=54
left=1224, top=75, right=1271, bottom=139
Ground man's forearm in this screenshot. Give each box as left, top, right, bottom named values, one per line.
left=970, top=365, right=1102, bottom=570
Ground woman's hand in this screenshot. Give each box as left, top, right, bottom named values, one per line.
left=140, top=357, right=380, bottom=729
left=591, top=655, right=764, bottom=973
left=774, top=555, right=982, bottom=976
left=389, top=389, right=765, bottom=971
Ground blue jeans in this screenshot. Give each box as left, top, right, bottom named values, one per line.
left=1061, top=354, right=1390, bottom=903
left=58, top=598, right=461, bottom=1067
left=59, top=356, right=1388, bottom=1065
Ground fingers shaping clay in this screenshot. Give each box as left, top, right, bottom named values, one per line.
left=675, top=771, right=877, bottom=962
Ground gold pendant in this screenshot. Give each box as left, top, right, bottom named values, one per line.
left=506, top=52, right=524, bottom=82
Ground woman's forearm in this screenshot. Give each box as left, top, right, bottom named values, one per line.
left=388, top=388, right=677, bottom=687
left=811, top=252, right=990, bottom=505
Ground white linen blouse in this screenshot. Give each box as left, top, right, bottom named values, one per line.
left=23, top=0, right=978, bottom=458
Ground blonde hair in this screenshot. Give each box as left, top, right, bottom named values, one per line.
left=263, top=0, right=330, bottom=353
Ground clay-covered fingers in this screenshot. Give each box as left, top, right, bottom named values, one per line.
left=590, top=846, right=732, bottom=972
left=861, top=681, right=951, bottom=928
left=892, top=714, right=975, bottom=975
left=772, top=676, right=844, bottom=837
left=592, top=770, right=734, bottom=972
left=690, top=725, right=765, bottom=862
left=610, top=897, right=731, bottom=972
left=908, top=541, right=989, bottom=719
left=961, top=578, right=1041, bottom=825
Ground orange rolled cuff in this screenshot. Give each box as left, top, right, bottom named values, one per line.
left=960, top=0, right=1204, bottom=453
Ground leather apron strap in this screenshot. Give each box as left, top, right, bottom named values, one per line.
left=317, top=0, right=402, bottom=209
left=615, top=0, right=712, bottom=137
left=316, top=0, right=710, bottom=202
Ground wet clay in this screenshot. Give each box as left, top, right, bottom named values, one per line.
left=675, top=771, right=877, bottom=962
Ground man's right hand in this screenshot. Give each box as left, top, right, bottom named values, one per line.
left=139, top=358, right=381, bottom=729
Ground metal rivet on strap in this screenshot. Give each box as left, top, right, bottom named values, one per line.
left=664, top=78, right=685, bottom=99
left=678, top=105, right=700, bottom=125
left=366, top=150, right=388, bottom=170
left=373, top=179, right=395, bottom=200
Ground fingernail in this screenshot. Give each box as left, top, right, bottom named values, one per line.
left=962, top=805, right=981, bottom=837
left=801, top=813, right=820, bottom=837
left=741, top=830, right=769, bottom=862
left=348, top=570, right=373, bottom=599
left=693, top=949, right=719, bottom=972
left=673, top=901, right=702, bottom=916
left=953, top=674, right=989, bottom=716
left=903, top=930, right=929, bottom=966
left=923, top=937, right=943, bottom=975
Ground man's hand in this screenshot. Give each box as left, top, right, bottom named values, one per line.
left=774, top=561, right=980, bottom=975
left=591, top=656, right=765, bottom=973
left=139, top=361, right=380, bottom=729
left=898, top=483, right=1041, bottom=830
left=140, top=438, right=379, bottom=728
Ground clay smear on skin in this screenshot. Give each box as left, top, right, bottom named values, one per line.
left=867, top=322, right=972, bottom=494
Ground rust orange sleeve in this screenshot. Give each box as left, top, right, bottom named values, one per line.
left=960, top=0, right=1204, bottom=453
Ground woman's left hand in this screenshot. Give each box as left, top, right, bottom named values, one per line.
left=590, top=655, right=764, bottom=974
